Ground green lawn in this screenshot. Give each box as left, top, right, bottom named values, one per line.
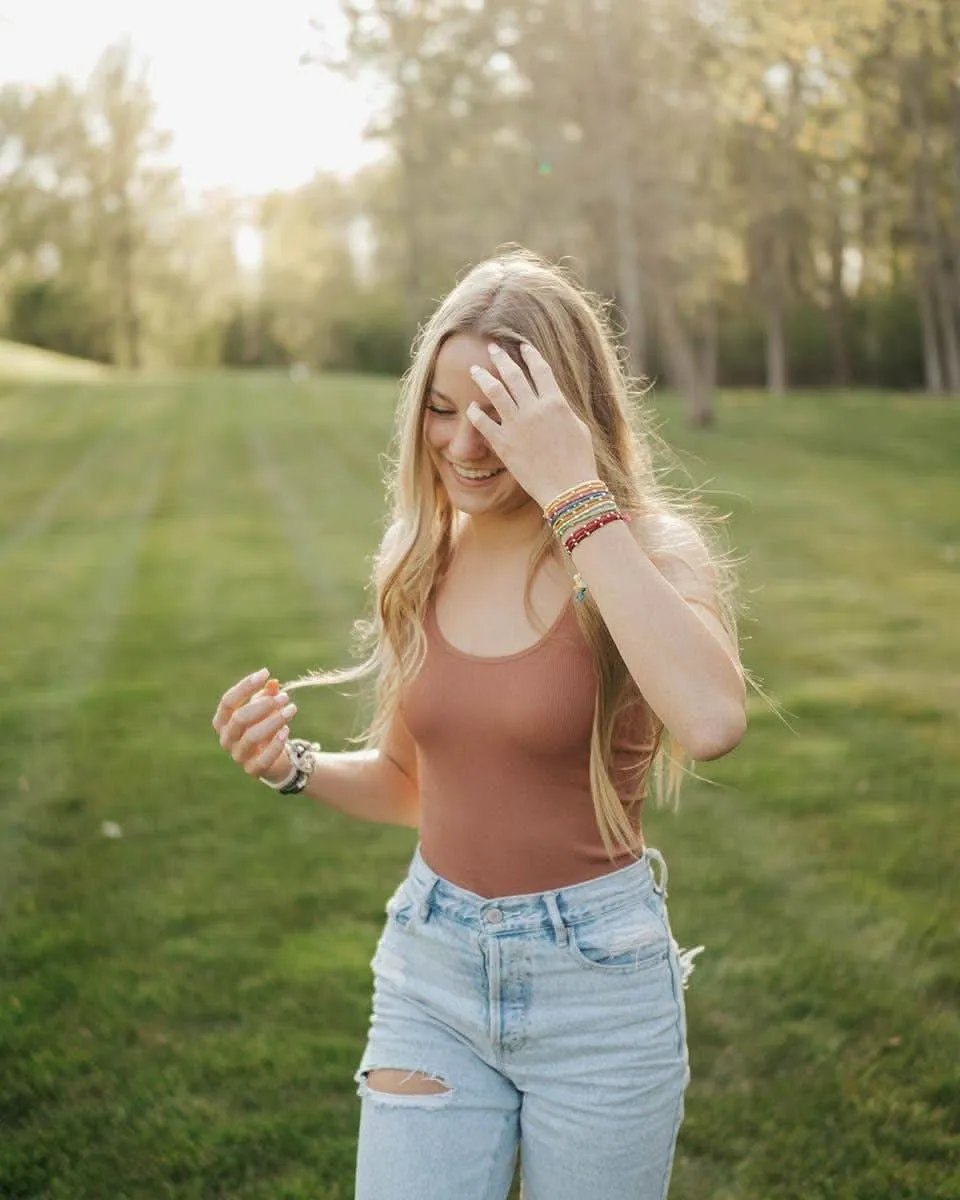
left=1, top=374, right=958, bottom=1198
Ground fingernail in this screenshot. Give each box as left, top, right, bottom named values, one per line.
left=487, top=343, right=499, bottom=354
left=469, top=364, right=482, bottom=376
left=281, top=703, right=297, bottom=719
left=278, top=726, right=289, bottom=742
left=275, top=692, right=289, bottom=705
left=252, top=668, right=269, bottom=682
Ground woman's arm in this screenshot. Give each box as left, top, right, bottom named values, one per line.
left=215, top=670, right=420, bottom=827
left=570, top=514, right=747, bottom=761
left=296, top=708, right=419, bottom=828
left=289, top=750, right=418, bottom=827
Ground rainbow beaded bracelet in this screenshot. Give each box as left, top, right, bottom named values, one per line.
left=542, top=478, right=628, bottom=602
left=542, top=479, right=610, bottom=522
left=552, top=498, right=620, bottom=541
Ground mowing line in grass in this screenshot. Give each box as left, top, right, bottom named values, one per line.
left=239, top=388, right=388, bottom=623
left=1, top=409, right=176, bottom=911
left=0, top=422, right=136, bottom=565
left=0, top=386, right=172, bottom=542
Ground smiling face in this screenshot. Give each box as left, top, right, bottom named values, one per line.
left=423, top=332, right=533, bottom=518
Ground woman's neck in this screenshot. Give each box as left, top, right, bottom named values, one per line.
left=457, top=497, right=546, bottom=558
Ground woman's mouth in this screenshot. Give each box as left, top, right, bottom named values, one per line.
left=447, top=462, right=506, bottom=484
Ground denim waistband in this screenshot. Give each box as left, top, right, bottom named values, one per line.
left=401, top=842, right=669, bottom=935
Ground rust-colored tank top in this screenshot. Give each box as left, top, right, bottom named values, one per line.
left=400, top=591, right=664, bottom=898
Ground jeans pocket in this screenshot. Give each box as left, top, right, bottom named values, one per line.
left=566, top=895, right=670, bottom=973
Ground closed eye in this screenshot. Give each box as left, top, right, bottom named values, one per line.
left=426, top=401, right=502, bottom=425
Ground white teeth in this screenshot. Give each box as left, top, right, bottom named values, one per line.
left=451, top=464, right=503, bottom=480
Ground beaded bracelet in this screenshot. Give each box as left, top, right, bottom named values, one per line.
left=545, top=486, right=616, bottom=535
left=542, top=479, right=609, bottom=522
left=542, top=478, right=628, bottom=602
left=550, top=489, right=612, bottom=519
left=563, top=509, right=626, bottom=552
left=553, top=498, right=620, bottom=541
left=547, top=488, right=611, bottom=521
left=259, top=737, right=322, bottom=795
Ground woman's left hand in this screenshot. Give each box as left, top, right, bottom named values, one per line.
left=466, top=342, right=599, bottom=510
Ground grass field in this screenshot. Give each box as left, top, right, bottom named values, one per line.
left=1, top=373, right=958, bottom=1199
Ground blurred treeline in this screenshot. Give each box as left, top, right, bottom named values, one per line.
left=3, top=0, right=960, bottom=413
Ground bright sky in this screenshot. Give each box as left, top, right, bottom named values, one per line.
left=0, top=0, right=386, bottom=196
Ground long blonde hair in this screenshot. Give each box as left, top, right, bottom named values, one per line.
left=292, top=247, right=749, bottom=859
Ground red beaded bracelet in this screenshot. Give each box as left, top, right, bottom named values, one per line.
left=563, top=509, right=625, bottom=553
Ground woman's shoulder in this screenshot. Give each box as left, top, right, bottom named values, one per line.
left=628, top=506, right=710, bottom=561
left=630, top=509, right=720, bottom=605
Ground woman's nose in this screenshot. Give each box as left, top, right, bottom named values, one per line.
left=449, top=416, right=491, bottom=460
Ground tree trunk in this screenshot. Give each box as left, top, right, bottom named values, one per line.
left=946, top=75, right=960, bottom=334
left=829, top=209, right=852, bottom=387
left=612, top=186, right=646, bottom=377
left=765, top=294, right=787, bottom=396
left=903, top=50, right=960, bottom=391
left=654, top=286, right=714, bottom=426
left=917, top=271, right=944, bottom=394
left=759, top=224, right=789, bottom=395
left=938, top=1, right=960, bottom=351
left=395, top=73, right=425, bottom=331
left=692, top=303, right=718, bottom=428
left=115, top=201, right=140, bottom=369
left=700, top=300, right=718, bottom=398
left=934, top=265, right=960, bottom=392
left=593, top=1, right=646, bottom=376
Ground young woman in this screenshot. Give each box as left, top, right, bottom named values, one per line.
left=213, top=249, right=748, bottom=1200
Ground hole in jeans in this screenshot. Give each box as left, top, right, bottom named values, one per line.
left=364, top=1068, right=452, bottom=1097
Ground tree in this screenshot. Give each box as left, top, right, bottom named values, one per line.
left=84, top=40, right=182, bottom=368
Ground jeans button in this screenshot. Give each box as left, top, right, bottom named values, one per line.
left=484, top=908, right=504, bottom=925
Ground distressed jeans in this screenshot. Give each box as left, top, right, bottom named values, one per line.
left=354, top=843, right=703, bottom=1200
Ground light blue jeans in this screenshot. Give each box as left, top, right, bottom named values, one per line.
left=354, top=843, right=703, bottom=1200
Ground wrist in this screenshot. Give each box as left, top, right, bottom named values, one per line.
left=259, top=737, right=322, bottom=795
left=538, top=473, right=604, bottom=513
left=541, top=477, right=628, bottom=604
left=263, top=758, right=297, bottom=787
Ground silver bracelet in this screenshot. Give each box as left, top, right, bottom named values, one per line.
left=260, top=737, right=322, bottom=795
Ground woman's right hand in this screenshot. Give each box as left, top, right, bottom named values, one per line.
left=212, top=668, right=298, bottom=783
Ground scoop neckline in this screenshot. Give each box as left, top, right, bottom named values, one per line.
left=428, top=591, right=574, bottom=663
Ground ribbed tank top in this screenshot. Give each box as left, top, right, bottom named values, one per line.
left=400, top=590, right=664, bottom=898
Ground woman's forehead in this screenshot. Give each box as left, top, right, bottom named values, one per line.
left=433, top=332, right=495, bottom=376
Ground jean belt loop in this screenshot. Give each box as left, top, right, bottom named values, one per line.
left=417, top=876, right=437, bottom=924
left=541, top=892, right=569, bottom=948
left=645, top=846, right=669, bottom=898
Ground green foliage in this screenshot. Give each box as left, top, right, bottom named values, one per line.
left=7, top=280, right=113, bottom=364
left=716, top=307, right=769, bottom=388
left=325, top=292, right=411, bottom=376
left=220, top=306, right=293, bottom=369
left=217, top=291, right=411, bottom=377
left=716, top=290, right=929, bottom=388
left=0, top=376, right=957, bottom=1197
left=852, top=289, right=927, bottom=390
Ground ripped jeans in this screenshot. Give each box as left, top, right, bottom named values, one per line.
left=354, top=843, right=703, bottom=1200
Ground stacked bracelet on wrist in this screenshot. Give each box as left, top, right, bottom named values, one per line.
left=542, top=478, right=628, bottom=602
left=260, top=737, right=322, bottom=795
